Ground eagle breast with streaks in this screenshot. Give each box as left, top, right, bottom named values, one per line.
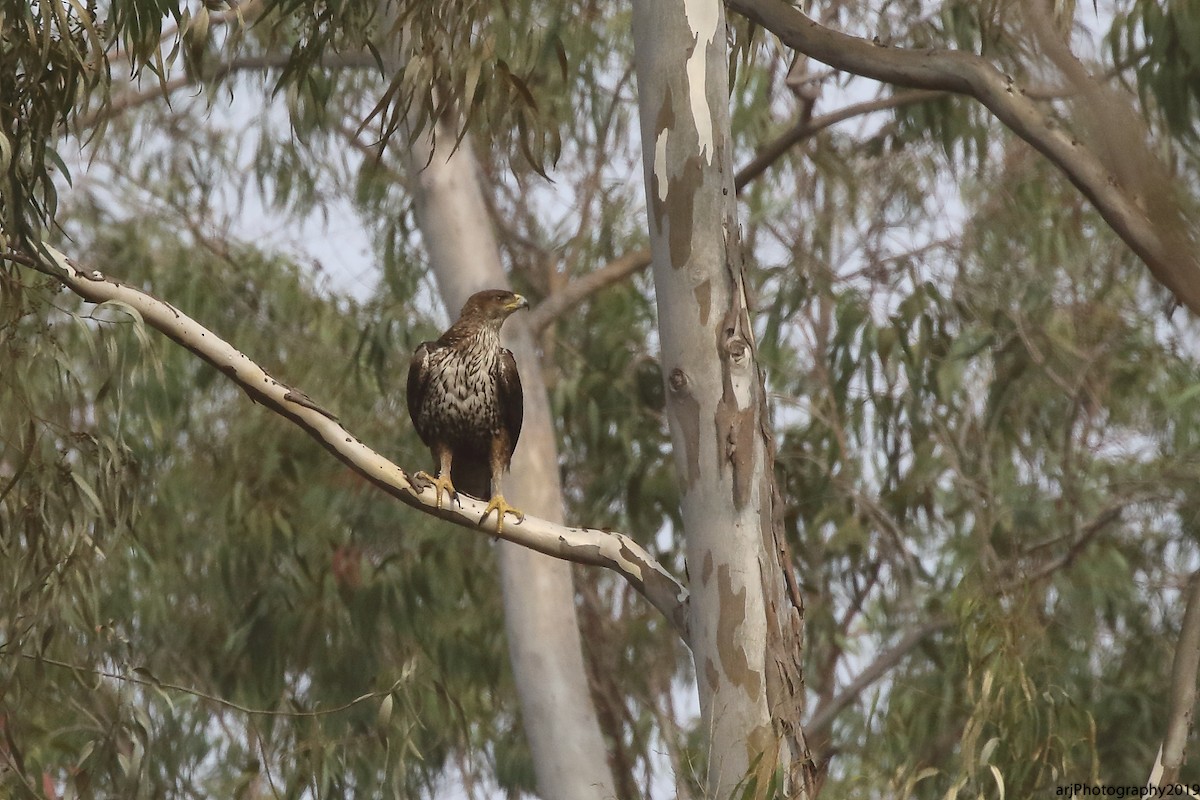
left=418, top=329, right=503, bottom=447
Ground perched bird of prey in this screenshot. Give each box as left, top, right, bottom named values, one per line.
left=407, top=289, right=529, bottom=532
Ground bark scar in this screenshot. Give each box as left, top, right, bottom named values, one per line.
left=714, top=285, right=758, bottom=508
left=668, top=368, right=702, bottom=487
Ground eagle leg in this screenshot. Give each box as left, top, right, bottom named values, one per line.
left=415, top=446, right=460, bottom=510
left=479, top=492, right=524, bottom=535
left=479, top=457, right=523, bottom=535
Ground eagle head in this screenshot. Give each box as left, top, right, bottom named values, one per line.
left=460, top=289, right=530, bottom=325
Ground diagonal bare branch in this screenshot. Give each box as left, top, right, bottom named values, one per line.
left=733, top=88, right=945, bottom=191
left=526, top=248, right=652, bottom=333
left=8, top=244, right=690, bottom=639
left=806, top=617, right=950, bottom=744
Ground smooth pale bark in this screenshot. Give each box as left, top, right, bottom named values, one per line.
left=1149, top=571, right=1200, bottom=786
left=630, top=0, right=810, bottom=797
left=405, top=129, right=619, bottom=800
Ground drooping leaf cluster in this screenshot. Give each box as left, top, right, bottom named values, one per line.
left=0, top=0, right=106, bottom=249
left=1109, top=0, right=1200, bottom=141
left=0, top=0, right=582, bottom=256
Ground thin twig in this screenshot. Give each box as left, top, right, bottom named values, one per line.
left=77, top=52, right=378, bottom=131
left=10, top=651, right=399, bottom=719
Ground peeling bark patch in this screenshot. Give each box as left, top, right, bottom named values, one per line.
left=649, top=174, right=665, bottom=237
left=649, top=90, right=675, bottom=236
left=702, top=550, right=714, bottom=584
left=717, top=564, right=761, bottom=703
left=683, top=0, right=719, bottom=158
left=705, top=657, right=720, bottom=693
left=654, top=87, right=676, bottom=143
left=715, top=401, right=757, bottom=508
left=694, top=279, right=711, bottom=327
left=618, top=539, right=691, bottom=636
left=668, top=368, right=702, bottom=487
left=667, top=156, right=704, bottom=271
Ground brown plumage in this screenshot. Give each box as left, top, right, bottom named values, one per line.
left=407, top=289, right=529, bottom=531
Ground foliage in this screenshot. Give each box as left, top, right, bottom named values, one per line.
left=3, top=0, right=1200, bottom=797
left=1, top=216, right=527, bottom=796
left=0, top=0, right=578, bottom=252
left=766, top=105, right=1200, bottom=795
left=0, top=0, right=106, bottom=249
left=1109, top=0, right=1200, bottom=141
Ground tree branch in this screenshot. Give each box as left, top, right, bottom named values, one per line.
left=1149, top=570, right=1200, bottom=786
left=725, top=0, right=1200, bottom=317
left=8, top=244, right=690, bottom=639
left=993, top=502, right=1125, bottom=594
left=526, top=247, right=652, bottom=333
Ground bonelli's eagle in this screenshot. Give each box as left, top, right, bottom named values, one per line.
left=407, top=289, right=529, bottom=532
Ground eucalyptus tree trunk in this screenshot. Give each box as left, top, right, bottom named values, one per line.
left=630, top=0, right=812, bottom=796
left=404, top=128, right=619, bottom=800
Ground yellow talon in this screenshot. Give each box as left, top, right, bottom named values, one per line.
left=414, top=470, right=460, bottom=509
left=479, top=493, right=525, bottom=535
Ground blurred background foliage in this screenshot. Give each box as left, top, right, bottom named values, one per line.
left=4, top=0, right=1200, bottom=797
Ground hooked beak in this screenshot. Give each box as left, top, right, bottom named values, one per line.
left=507, top=294, right=530, bottom=312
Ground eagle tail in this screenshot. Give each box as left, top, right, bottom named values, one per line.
left=450, top=453, right=491, bottom=501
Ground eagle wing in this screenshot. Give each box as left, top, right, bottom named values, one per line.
left=497, top=347, right=523, bottom=463
left=406, top=340, right=437, bottom=447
